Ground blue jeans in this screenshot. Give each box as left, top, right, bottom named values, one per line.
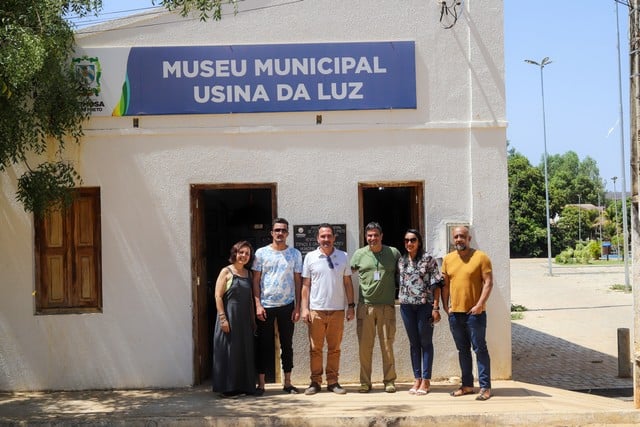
left=400, top=304, right=434, bottom=379
left=449, top=312, right=491, bottom=389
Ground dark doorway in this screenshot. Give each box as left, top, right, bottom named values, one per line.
left=358, top=182, right=424, bottom=295
left=191, top=184, right=276, bottom=385
left=359, top=182, right=424, bottom=250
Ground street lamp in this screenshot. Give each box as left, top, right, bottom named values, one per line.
left=612, top=176, right=621, bottom=260
left=525, top=57, right=553, bottom=276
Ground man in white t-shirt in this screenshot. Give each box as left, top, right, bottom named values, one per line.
left=300, top=223, right=355, bottom=395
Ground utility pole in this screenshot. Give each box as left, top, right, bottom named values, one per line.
left=627, top=0, right=640, bottom=409
left=613, top=176, right=622, bottom=258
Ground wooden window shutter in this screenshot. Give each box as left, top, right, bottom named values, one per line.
left=35, top=187, right=102, bottom=314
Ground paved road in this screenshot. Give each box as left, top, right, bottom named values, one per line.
left=510, top=258, right=633, bottom=393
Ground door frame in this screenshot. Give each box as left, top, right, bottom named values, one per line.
left=190, top=183, right=277, bottom=385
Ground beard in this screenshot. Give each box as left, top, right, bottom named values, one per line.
left=455, top=243, right=467, bottom=251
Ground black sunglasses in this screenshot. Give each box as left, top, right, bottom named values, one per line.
left=273, top=228, right=288, bottom=233
left=404, top=238, right=418, bottom=243
left=326, top=255, right=334, bottom=269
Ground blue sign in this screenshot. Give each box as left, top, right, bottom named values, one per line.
left=115, top=42, right=416, bottom=115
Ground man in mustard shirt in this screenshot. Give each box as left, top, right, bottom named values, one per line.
left=441, top=226, right=493, bottom=401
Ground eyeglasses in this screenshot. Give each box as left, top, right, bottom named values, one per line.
left=326, top=255, right=334, bottom=269
left=273, top=228, right=288, bottom=234
left=404, top=238, right=418, bottom=243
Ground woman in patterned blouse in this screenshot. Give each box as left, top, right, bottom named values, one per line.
left=397, top=229, right=444, bottom=395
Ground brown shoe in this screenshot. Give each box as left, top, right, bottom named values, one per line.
left=450, top=386, right=475, bottom=397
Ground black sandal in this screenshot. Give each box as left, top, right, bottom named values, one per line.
left=283, top=385, right=299, bottom=394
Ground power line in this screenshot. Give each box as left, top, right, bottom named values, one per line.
left=67, top=6, right=159, bottom=21
left=68, top=6, right=164, bottom=28
left=72, top=0, right=304, bottom=33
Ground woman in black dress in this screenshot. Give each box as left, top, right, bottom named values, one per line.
left=212, top=240, right=256, bottom=397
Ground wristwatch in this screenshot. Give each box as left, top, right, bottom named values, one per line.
left=348, top=303, right=356, bottom=308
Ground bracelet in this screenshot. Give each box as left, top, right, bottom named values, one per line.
left=348, top=303, right=356, bottom=308
left=432, top=306, right=440, bottom=311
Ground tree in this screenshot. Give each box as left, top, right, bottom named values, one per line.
left=604, top=196, right=631, bottom=253
left=544, top=151, right=603, bottom=217
left=1, top=0, right=235, bottom=216
left=157, top=0, right=237, bottom=20
left=1, top=0, right=101, bottom=215
left=508, top=146, right=547, bottom=257
left=554, top=205, right=598, bottom=252
left=509, top=146, right=609, bottom=257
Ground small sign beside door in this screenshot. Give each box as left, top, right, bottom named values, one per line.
left=293, top=224, right=347, bottom=257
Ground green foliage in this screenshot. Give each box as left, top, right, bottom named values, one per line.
left=509, top=145, right=607, bottom=257
left=511, top=312, right=524, bottom=320
left=1, top=0, right=238, bottom=216
left=511, top=304, right=527, bottom=312
left=553, top=205, right=599, bottom=253
left=0, top=0, right=100, bottom=214
left=610, top=284, right=632, bottom=293
left=555, top=241, right=598, bottom=264
left=585, top=239, right=601, bottom=260
left=544, top=151, right=603, bottom=216
left=157, top=0, right=237, bottom=21
left=16, top=161, right=80, bottom=216
left=508, top=148, right=547, bottom=257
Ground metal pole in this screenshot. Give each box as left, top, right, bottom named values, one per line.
left=616, top=0, right=632, bottom=288
left=627, top=0, right=640, bottom=409
left=541, top=63, right=553, bottom=275
left=613, top=176, right=622, bottom=258
left=525, top=58, right=554, bottom=276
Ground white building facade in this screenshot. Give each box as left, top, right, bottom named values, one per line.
left=0, top=0, right=509, bottom=390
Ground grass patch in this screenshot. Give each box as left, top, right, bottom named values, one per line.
left=511, top=312, right=524, bottom=321
left=610, top=284, right=632, bottom=293
left=589, top=259, right=625, bottom=266
left=510, top=303, right=527, bottom=321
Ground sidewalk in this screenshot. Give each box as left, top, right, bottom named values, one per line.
left=1, top=258, right=638, bottom=426
left=510, top=258, right=633, bottom=393
left=1, top=380, right=639, bottom=426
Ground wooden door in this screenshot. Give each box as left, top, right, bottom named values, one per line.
left=191, top=187, right=210, bottom=383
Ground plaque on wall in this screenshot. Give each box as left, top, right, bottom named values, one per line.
left=293, top=224, right=347, bottom=257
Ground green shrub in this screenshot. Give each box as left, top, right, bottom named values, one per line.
left=555, top=240, right=601, bottom=264
left=585, top=240, right=601, bottom=260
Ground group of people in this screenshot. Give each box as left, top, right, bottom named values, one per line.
left=212, top=219, right=493, bottom=402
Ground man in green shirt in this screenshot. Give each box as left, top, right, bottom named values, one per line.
left=350, top=222, right=400, bottom=393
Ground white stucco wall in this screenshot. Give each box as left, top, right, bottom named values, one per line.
left=0, top=0, right=508, bottom=390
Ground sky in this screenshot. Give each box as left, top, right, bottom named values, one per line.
left=70, top=1, right=633, bottom=193
left=505, top=0, right=631, bottom=194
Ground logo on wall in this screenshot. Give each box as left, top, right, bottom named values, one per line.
left=72, top=55, right=102, bottom=96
